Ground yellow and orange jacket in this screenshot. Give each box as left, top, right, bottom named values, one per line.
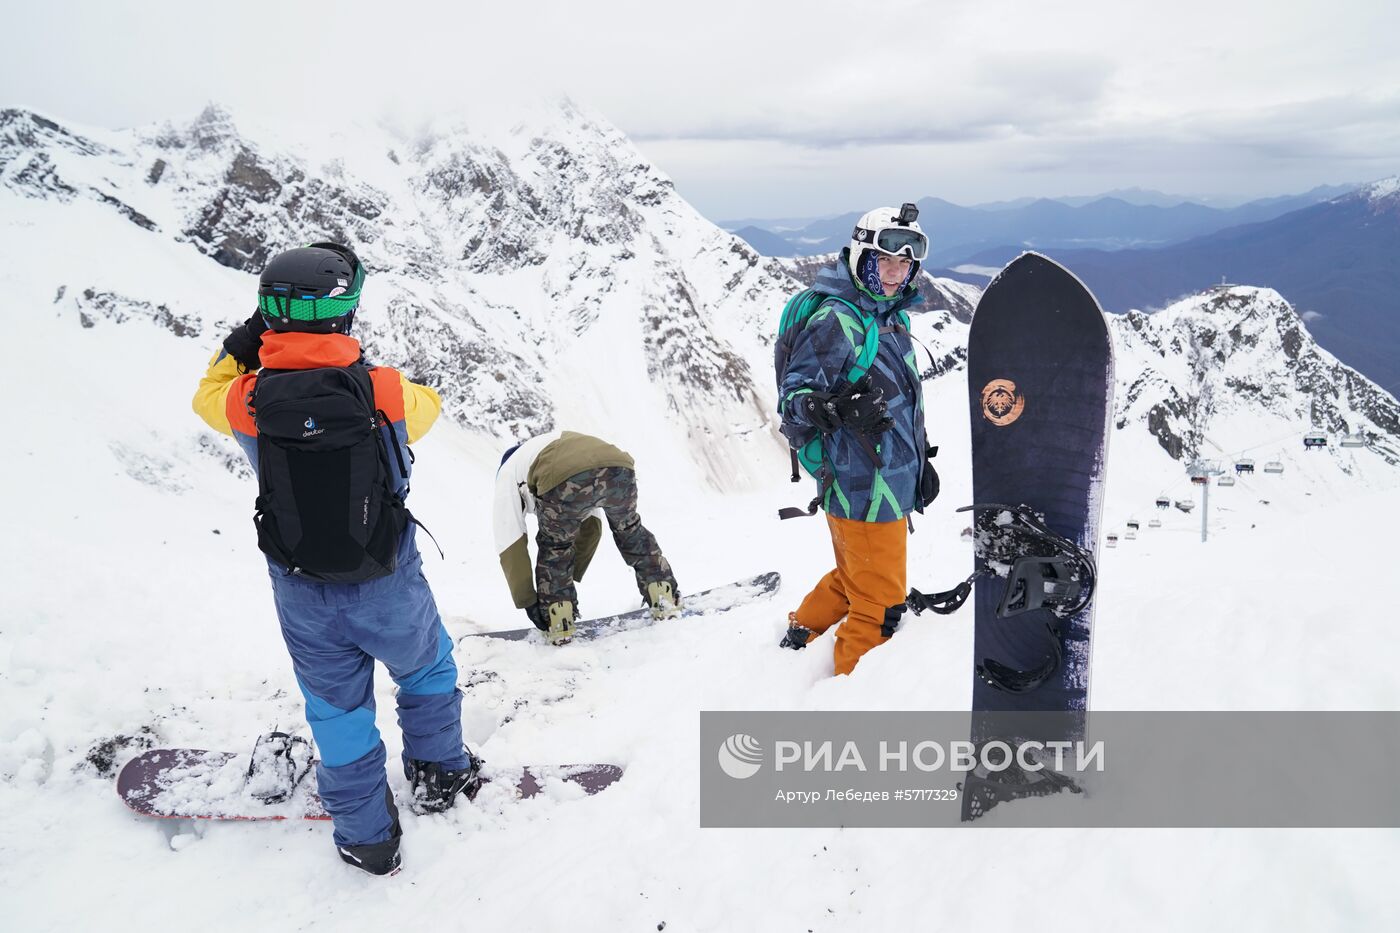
left=192, top=331, right=442, bottom=491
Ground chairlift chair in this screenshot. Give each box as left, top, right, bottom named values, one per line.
left=1263, top=460, right=1284, bottom=474
left=1175, top=500, right=1195, bottom=513
left=1340, top=433, right=1367, bottom=449
left=1235, top=458, right=1255, bottom=474
left=1155, top=495, right=1170, bottom=510
left=1148, top=518, right=1162, bottom=529
left=1218, top=475, right=1236, bottom=487
left=1303, top=432, right=1328, bottom=449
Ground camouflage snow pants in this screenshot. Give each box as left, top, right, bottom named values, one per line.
left=534, top=466, right=676, bottom=610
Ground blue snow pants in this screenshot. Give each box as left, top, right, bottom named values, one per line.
left=268, top=531, right=468, bottom=847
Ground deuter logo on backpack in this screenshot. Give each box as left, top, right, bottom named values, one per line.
left=302, top=416, right=324, bottom=438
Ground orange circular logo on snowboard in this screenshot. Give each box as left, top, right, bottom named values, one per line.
left=981, top=379, right=1025, bottom=426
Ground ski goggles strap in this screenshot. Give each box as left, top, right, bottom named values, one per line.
left=257, top=288, right=360, bottom=324
left=257, top=243, right=365, bottom=324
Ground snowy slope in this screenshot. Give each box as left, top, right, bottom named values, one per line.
left=3, top=105, right=1400, bottom=931
left=1, top=104, right=803, bottom=492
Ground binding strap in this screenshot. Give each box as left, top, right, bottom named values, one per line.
left=906, top=574, right=982, bottom=616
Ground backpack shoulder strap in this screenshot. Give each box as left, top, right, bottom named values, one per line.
left=820, top=297, right=879, bottom=385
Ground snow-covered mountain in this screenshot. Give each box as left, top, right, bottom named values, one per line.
left=11, top=101, right=1390, bottom=508
left=1, top=103, right=803, bottom=491
left=1114, top=285, right=1400, bottom=468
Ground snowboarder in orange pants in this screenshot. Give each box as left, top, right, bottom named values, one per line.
left=775, top=204, right=938, bottom=675
left=789, top=514, right=908, bottom=675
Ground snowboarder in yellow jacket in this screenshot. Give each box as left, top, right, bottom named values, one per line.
left=193, top=242, right=475, bottom=876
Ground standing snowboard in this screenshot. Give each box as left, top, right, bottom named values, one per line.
left=965, top=253, right=1112, bottom=720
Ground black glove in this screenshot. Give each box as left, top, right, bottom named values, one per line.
left=223, top=311, right=269, bottom=372
left=919, top=444, right=940, bottom=508
left=525, top=602, right=548, bottom=632
left=801, top=377, right=893, bottom=436
left=779, top=624, right=814, bottom=650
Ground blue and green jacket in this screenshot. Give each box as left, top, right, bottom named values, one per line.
left=780, top=252, right=927, bottom=523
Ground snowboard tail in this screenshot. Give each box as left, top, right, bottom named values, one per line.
left=117, top=748, right=623, bottom=821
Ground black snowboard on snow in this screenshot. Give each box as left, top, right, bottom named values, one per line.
left=965, top=254, right=1112, bottom=718
left=459, top=572, right=782, bottom=645
left=117, top=748, right=622, bottom=821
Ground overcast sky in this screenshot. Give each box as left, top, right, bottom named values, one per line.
left=6, top=0, right=1398, bottom=219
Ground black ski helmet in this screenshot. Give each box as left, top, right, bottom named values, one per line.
left=257, top=242, right=365, bottom=334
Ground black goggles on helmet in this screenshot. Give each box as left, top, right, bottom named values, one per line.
left=853, top=225, right=929, bottom=261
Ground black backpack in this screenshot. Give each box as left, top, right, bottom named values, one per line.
left=249, top=363, right=410, bottom=583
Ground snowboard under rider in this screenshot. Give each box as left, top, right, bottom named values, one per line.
left=776, top=205, right=936, bottom=675
left=192, top=243, right=477, bottom=876
left=493, top=430, right=681, bottom=644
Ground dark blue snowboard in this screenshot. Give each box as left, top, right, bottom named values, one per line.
left=966, top=253, right=1113, bottom=719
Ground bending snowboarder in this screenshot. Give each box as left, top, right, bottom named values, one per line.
left=775, top=204, right=938, bottom=675
left=192, top=242, right=477, bottom=875
left=494, top=430, right=680, bottom=644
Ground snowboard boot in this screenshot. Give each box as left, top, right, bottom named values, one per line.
left=336, top=787, right=402, bottom=876
left=406, top=750, right=483, bottom=813
left=645, top=580, right=681, bottom=620
left=779, top=613, right=815, bottom=649
left=545, top=600, right=576, bottom=646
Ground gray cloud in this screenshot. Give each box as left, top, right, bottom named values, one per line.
left=5, top=0, right=1399, bottom=217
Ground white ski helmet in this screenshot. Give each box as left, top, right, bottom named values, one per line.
left=847, top=202, right=929, bottom=285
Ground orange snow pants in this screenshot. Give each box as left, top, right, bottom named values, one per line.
left=793, top=514, right=907, bottom=675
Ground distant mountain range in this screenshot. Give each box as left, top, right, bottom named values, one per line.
left=958, top=180, right=1400, bottom=392
left=728, top=185, right=1356, bottom=265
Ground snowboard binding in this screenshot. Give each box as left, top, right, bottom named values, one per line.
left=246, top=732, right=315, bottom=805
left=907, top=503, right=1097, bottom=694
left=968, top=503, right=1095, bottom=619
